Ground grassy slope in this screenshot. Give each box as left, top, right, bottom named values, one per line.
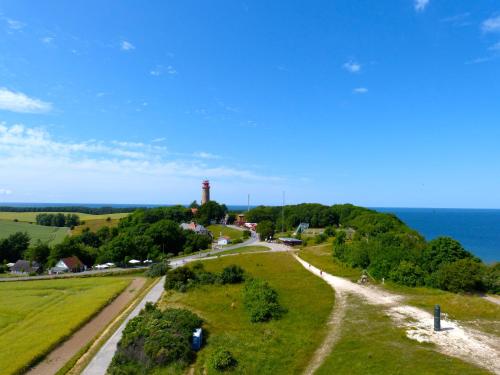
left=316, top=295, right=489, bottom=375
left=215, top=245, right=269, bottom=256
left=299, top=243, right=500, bottom=335
left=160, top=252, right=334, bottom=374
left=0, top=212, right=128, bottom=223
left=71, top=218, right=121, bottom=236
left=0, top=276, right=131, bottom=374
left=0, top=219, right=68, bottom=246
left=207, top=225, right=243, bottom=240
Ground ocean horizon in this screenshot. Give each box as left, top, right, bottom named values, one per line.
left=1, top=203, right=498, bottom=263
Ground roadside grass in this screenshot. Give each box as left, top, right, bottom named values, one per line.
left=71, top=218, right=121, bottom=235
left=160, top=252, right=334, bottom=374
left=207, top=224, right=243, bottom=241
left=315, top=295, right=489, bottom=375
left=0, top=219, right=68, bottom=246
left=215, top=245, right=269, bottom=257
left=298, top=243, right=499, bottom=335
left=0, top=212, right=128, bottom=223
left=0, top=276, right=132, bottom=375
left=298, top=243, right=362, bottom=281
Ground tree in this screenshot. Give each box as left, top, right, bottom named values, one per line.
left=256, top=220, right=275, bottom=240
left=145, top=219, right=184, bottom=255
left=243, top=278, right=286, bottom=322
left=0, top=232, right=31, bottom=262
left=196, top=201, right=227, bottom=225
left=431, top=258, right=485, bottom=293
left=25, top=241, right=50, bottom=265
left=422, top=237, right=475, bottom=274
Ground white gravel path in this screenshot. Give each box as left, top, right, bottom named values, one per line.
left=294, top=254, right=500, bottom=374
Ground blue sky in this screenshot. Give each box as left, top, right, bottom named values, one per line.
left=0, top=0, right=499, bottom=207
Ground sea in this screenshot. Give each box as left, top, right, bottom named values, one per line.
left=2, top=203, right=499, bottom=263
left=375, top=208, right=500, bottom=263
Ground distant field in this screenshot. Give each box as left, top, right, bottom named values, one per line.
left=0, top=276, right=131, bottom=375
left=161, top=252, right=334, bottom=374
left=0, top=220, right=68, bottom=245
left=207, top=224, right=243, bottom=240
left=71, top=218, right=121, bottom=236
left=0, top=212, right=129, bottom=223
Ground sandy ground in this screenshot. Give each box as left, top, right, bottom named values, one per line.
left=26, top=277, right=146, bottom=375
left=294, top=254, right=500, bottom=375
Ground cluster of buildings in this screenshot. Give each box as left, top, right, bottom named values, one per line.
left=8, top=256, right=86, bottom=276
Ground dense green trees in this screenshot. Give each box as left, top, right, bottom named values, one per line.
left=36, top=213, right=80, bottom=227
left=256, top=220, right=275, bottom=240
left=195, top=201, right=228, bottom=226
left=0, top=232, right=30, bottom=262
left=109, top=303, right=203, bottom=374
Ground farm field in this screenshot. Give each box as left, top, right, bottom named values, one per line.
left=0, top=211, right=129, bottom=223
left=0, top=276, right=132, bottom=375
left=0, top=219, right=68, bottom=245
left=161, top=252, right=334, bottom=374
left=315, top=294, right=489, bottom=375
left=298, top=243, right=500, bottom=335
left=207, top=224, right=244, bottom=240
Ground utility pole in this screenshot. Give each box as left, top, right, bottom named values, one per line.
left=247, top=193, right=250, bottom=212
left=282, top=191, right=285, bottom=233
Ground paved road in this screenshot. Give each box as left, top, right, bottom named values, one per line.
left=82, top=276, right=166, bottom=375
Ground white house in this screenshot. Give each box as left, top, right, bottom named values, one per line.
left=50, top=256, right=86, bottom=274
left=217, top=236, right=231, bottom=246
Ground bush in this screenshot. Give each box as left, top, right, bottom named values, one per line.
left=389, top=260, right=425, bottom=287
left=242, top=230, right=251, bottom=239
left=483, top=263, right=500, bottom=294
left=232, top=238, right=243, bottom=245
left=219, top=265, right=245, bottom=284
left=209, top=347, right=237, bottom=372
left=431, top=258, right=485, bottom=293
left=165, top=267, right=195, bottom=292
left=145, top=261, right=170, bottom=278
left=243, top=278, right=286, bottom=322
left=109, top=303, right=202, bottom=373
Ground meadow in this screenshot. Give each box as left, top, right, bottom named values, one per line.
left=71, top=218, right=121, bottom=236
left=0, top=276, right=132, bottom=374
left=160, top=252, right=335, bottom=374
left=0, top=212, right=128, bottom=223
left=215, top=245, right=269, bottom=257
left=0, top=220, right=68, bottom=246
left=207, top=224, right=244, bottom=241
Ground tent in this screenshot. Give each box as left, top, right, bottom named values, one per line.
left=128, top=259, right=141, bottom=264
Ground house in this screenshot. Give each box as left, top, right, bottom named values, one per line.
left=180, top=222, right=210, bottom=235
left=11, top=260, right=40, bottom=275
left=217, top=236, right=231, bottom=246
left=278, top=237, right=303, bottom=246
left=50, top=256, right=86, bottom=274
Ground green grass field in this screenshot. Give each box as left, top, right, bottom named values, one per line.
left=215, top=245, right=269, bottom=257
left=0, top=276, right=132, bottom=375
left=71, top=218, right=121, bottom=236
left=161, top=252, right=335, bottom=374
left=316, top=295, right=489, bottom=375
left=0, top=220, right=69, bottom=246
left=0, top=212, right=129, bottom=223
left=207, top=225, right=244, bottom=241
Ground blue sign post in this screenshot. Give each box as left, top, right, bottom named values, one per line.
left=434, top=305, right=441, bottom=331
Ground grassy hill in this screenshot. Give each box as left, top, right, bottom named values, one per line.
left=0, top=211, right=128, bottom=223
left=207, top=224, right=244, bottom=240
left=0, top=220, right=68, bottom=246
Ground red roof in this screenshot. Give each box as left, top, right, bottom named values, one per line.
left=62, top=256, right=84, bottom=269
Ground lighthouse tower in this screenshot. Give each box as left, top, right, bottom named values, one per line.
left=201, top=180, right=210, bottom=205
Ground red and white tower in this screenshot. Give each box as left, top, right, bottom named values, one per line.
left=201, top=180, right=210, bottom=205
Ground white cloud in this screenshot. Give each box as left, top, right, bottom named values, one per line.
left=343, top=61, right=361, bottom=73
left=41, top=36, right=54, bottom=44
left=0, top=88, right=52, bottom=113
left=490, top=42, right=500, bottom=51
left=150, top=65, right=177, bottom=76
left=353, top=87, right=368, bottom=94
left=0, top=188, right=12, bottom=195
left=120, top=40, right=135, bottom=51
left=6, top=18, right=25, bottom=30
left=414, top=0, right=429, bottom=12
left=193, top=152, right=220, bottom=160
left=152, top=137, right=166, bottom=143
left=482, top=15, right=500, bottom=33
left=0, top=123, right=281, bottom=202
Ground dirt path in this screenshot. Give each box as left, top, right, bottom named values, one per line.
left=293, top=255, right=500, bottom=375
left=303, top=284, right=346, bottom=375
left=27, top=277, right=146, bottom=375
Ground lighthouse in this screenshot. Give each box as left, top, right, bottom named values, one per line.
left=201, top=180, right=210, bottom=205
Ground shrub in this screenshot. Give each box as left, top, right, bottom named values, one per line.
left=389, top=260, right=425, bottom=287
left=145, top=261, right=170, bottom=277
left=431, top=258, right=485, bottom=293
left=165, top=267, right=195, bottom=292
left=242, top=230, right=251, bottom=239
left=219, top=265, right=245, bottom=284
left=483, top=263, right=500, bottom=294
left=243, top=278, right=286, bottom=322
left=232, top=238, right=243, bottom=245
left=109, top=303, right=202, bottom=373
left=209, top=347, right=237, bottom=372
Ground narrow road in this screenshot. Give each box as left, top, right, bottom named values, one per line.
left=27, top=278, right=146, bottom=375
left=293, top=254, right=500, bottom=375
left=81, top=276, right=165, bottom=375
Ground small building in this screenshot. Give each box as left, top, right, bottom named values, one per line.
left=51, top=256, right=86, bottom=274
left=217, top=236, right=231, bottom=246
left=11, top=260, right=40, bottom=275
left=192, top=328, right=203, bottom=351
left=180, top=222, right=210, bottom=235
left=236, top=214, right=246, bottom=226
left=279, top=237, right=303, bottom=246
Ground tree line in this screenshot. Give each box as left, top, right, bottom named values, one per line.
left=0, top=206, right=138, bottom=214
left=36, top=213, right=80, bottom=227
left=0, top=201, right=228, bottom=271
